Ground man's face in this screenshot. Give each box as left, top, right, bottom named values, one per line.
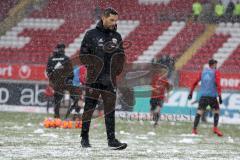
left=102, top=14, right=118, bottom=30
left=210, top=63, right=217, bottom=69
left=58, top=47, right=65, bottom=53
left=213, top=63, right=217, bottom=69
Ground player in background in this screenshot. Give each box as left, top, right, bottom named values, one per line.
left=188, top=59, right=223, bottom=136
left=150, top=71, right=172, bottom=127
left=46, top=43, right=79, bottom=119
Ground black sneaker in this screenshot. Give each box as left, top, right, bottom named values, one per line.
left=108, top=139, right=127, bottom=150
left=81, top=138, right=91, bottom=148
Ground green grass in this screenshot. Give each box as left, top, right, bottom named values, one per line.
left=0, top=112, right=240, bottom=160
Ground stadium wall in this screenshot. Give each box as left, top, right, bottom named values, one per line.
left=0, top=80, right=239, bottom=124
left=133, top=88, right=240, bottom=124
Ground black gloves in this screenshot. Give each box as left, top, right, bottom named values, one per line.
left=188, top=94, right=192, bottom=100
left=218, top=95, right=222, bottom=104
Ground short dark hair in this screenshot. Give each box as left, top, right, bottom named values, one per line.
left=103, top=7, right=118, bottom=17
left=208, top=59, right=218, bottom=66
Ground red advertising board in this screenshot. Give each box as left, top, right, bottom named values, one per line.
left=1, top=64, right=240, bottom=91
left=0, top=64, right=47, bottom=81
left=179, top=70, right=240, bottom=90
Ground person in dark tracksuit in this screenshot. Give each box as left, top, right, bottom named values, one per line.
left=79, top=8, right=127, bottom=150
left=188, top=59, right=223, bottom=136
left=46, top=43, right=80, bottom=118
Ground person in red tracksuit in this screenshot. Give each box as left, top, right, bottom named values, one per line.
left=188, top=59, right=223, bottom=136
left=150, top=73, right=172, bottom=127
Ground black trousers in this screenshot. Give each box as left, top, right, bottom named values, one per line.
left=53, top=92, right=62, bottom=118
left=81, top=83, right=116, bottom=140
left=53, top=86, right=81, bottom=118
left=198, top=96, right=219, bottom=111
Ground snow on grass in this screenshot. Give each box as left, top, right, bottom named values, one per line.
left=147, top=131, right=156, bottom=136
left=4, top=125, right=24, bottom=130
left=135, top=135, right=149, bottom=140
left=227, top=136, right=234, bottom=143
left=26, top=122, right=33, bottom=127
left=33, top=128, right=44, bottom=134
left=178, top=138, right=200, bottom=144
left=40, top=133, right=59, bottom=138
left=179, top=133, right=203, bottom=137
left=119, top=130, right=131, bottom=135
left=0, top=112, right=240, bottom=160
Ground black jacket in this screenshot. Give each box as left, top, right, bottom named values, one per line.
left=46, top=51, right=73, bottom=91
left=80, top=20, right=125, bottom=87
left=226, top=1, right=235, bottom=15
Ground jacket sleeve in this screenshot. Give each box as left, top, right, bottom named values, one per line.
left=190, top=72, right=201, bottom=95
left=215, top=70, right=222, bottom=96
left=79, top=31, right=93, bottom=66
left=118, top=34, right=124, bottom=55
left=79, top=31, right=104, bottom=83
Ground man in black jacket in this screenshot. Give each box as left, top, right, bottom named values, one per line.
left=46, top=43, right=79, bottom=118
left=79, top=8, right=126, bottom=150
left=225, top=0, right=235, bottom=21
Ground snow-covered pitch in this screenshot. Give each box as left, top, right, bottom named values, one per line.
left=0, top=111, right=240, bottom=160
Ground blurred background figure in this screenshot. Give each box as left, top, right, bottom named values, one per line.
left=44, top=84, right=54, bottom=114
left=192, top=0, right=203, bottom=21
left=150, top=58, right=173, bottom=126
left=214, top=0, right=225, bottom=23
left=225, top=0, right=235, bottom=22
left=46, top=43, right=73, bottom=118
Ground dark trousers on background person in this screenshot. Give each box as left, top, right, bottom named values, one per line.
left=81, top=83, right=116, bottom=140
left=53, top=86, right=80, bottom=118
left=53, top=92, right=64, bottom=118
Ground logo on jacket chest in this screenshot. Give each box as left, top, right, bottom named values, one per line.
left=97, top=38, right=104, bottom=47
left=97, top=37, right=118, bottom=46
left=111, top=38, right=118, bottom=44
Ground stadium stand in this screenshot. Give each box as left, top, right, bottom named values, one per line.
left=0, top=0, right=19, bottom=22
left=0, top=0, right=239, bottom=78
